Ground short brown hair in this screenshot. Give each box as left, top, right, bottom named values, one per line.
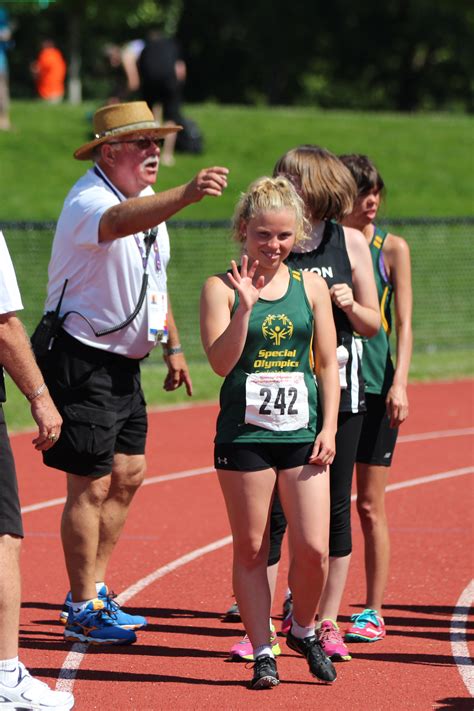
left=338, top=153, right=385, bottom=197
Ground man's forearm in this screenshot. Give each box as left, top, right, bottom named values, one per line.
left=0, top=313, right=46, bottom=398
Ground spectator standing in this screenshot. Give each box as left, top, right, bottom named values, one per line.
left=340, top=153, right=413, bottom=643
left=136, top=27, right=186, bottom=166
left=0, top=6, right=12, bottom=129
left=32, top=101, right=228, bottom=646
left=0, top=230, right=74, bottom=710
left=31, top=39, right=66, bottom=103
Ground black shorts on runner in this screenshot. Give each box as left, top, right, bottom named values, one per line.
left=356, top=393, right=399, bottom=467
left=214, top=441, right=314, bottom=472
left=39, top=330, right=148, bottom=478
left=0, top=406, right=24, bottom=537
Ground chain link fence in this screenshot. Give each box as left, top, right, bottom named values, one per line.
left=2, top=217, right=473, bottom=365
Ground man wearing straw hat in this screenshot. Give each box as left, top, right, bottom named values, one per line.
left=33, top=101, right=228, bottom=645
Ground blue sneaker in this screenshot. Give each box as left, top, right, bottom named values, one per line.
left=64, top=599, right=137, bottom=645
left=59, top=584, right=147, bottom=629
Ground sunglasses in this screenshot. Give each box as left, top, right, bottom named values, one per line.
left=108, top=137, right=165, bottom=151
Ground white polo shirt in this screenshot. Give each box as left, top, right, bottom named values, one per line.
left=0, top=230, right=23, bottom=316
left=45, top=167, right=170, bottom=359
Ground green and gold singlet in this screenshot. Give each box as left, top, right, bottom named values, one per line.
left=361, top=225, right=394, bottom=395
left=215, top=268, right=318, bottom=444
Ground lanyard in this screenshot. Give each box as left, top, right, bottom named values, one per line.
left=93, top=165, right=157, bottom=270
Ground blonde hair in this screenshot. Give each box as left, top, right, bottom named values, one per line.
left=273, top=145, right=357, bottom=222
left=232, top=175, right=309, bottom=245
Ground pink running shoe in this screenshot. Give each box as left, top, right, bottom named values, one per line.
left=345, top=608, right=386, bottom=642
left=281, top=611, right=292, bottom=636
left=229, top=625, right=281, bottom=661
left=318, top=619, right=352, bottom=661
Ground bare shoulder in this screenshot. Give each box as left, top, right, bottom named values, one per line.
left=302, top=270, right=330, bottom=302
left=383, top=233, right=411, bottom=269
left=384, top=232, right=410, bottom=255
left=343, top=225, right=367, bottom=249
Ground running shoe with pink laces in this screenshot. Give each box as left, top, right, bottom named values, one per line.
left=229, top=625, right=281, bottom=661
left=280, top=592, right=293, bottom=635
left=317, top=618, right=352, bottom=661
left=345, top=608, right=386, bottom=642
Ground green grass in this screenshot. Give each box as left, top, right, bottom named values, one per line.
left=0, top=101, right=472, bottom=220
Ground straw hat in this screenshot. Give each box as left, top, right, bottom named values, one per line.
left=74, top=101, right=182, bottom=160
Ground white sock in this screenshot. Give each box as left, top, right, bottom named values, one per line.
left=0, top=657, right=19, bottom=687
left=291, top=618, right=315, bottom=639
left=71, top=598, right=96, bottom=616
left=254, top=645, right=273, bottom=659
left=95, top=581, right=106, bottom=594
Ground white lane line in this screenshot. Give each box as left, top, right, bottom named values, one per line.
left=56, top=536, right=232, bottom=692
left=55, top=464, right=473, bottom=693
left=450, top=580, right=474, bottom=697
left=20, top=427, right=473, bottom=516
left=20, top=468, right=214, bottom=514
left=398, top=427, right=474, bottom=443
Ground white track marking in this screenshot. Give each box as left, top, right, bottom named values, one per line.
left=450, top=580, right=474, bottom=697
left=56, top=536, right=232, bottom=692
left=398, top=427, right=474, bottom=443
left=54, top=464, right=473, bottom=692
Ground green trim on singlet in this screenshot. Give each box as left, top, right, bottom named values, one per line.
left=215, top=267, right=318, bottom=444
left=360, top=225, right=395, bottom=396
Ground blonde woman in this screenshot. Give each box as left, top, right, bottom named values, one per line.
left=200, top=176, right=340, bottom=689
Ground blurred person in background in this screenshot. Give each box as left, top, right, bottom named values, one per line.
left=30, top=38, right=66, bottom=103
left=135, top=26, right=186, bottom=166
left=0, top=6, right=12, bottom=129
left=339, top=153, right=412, bottom=643
left=32, top=101, right=228, bottom=647
left=0, top=230, right=74, bottom=710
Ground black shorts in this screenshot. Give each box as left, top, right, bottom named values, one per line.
left=0, top=406, right=23, bottom=537
left=268, top=410, right=364, bottom=563
left=356, top=393, right=399, bottom=467
left=39, top=330, right=148, bottom=478
left=214, top=441, right=314, bottom=472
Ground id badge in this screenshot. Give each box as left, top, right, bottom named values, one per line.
left=147, top=290, right=167, bottom=343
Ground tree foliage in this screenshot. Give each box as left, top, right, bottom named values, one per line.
left=4, top=0, right=473, bottom=110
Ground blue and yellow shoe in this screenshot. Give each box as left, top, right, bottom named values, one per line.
left=64, top=599, right=137, bottom=645
left=59, top=584, right=147, bottom=630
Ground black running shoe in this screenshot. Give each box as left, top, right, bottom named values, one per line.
left=286, top=631, right=337, bottom=683
left=250, top=655, right=280, bottom=690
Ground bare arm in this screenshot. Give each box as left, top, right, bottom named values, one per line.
left=0, top=312, right=62, bottom=450
left=200, top=257, right=264, bottom=377
left=98, top=166, right=229, bottom=242
left=303, top=273, right=340, bottom=465
left=384, top=234, right=413, bottom=427
left=121, top=46, right=141, bottom=92
left=161, top=295, right=192, bottom=396
left=330, top=226, right=380, bottom=337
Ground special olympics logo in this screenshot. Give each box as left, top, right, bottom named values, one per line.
left=262, top=314, right=294, bottom=346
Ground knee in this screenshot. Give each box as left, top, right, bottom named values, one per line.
left=357, top=496, right=384, bottom=526
left=294, top=539, right=329, bottom=572
left=113, top=457, right=147, bottom=496
left=234, top=536, right=268, bottom=571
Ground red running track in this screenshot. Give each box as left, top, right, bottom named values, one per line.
left=10, top=379, right=474, bottom=710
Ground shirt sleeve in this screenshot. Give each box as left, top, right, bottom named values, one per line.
left=0, top=231, right=23, bottom=314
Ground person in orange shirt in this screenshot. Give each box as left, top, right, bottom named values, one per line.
left=31, top=39, right=66, bottom=103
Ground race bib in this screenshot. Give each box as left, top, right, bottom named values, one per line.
left=336, top=345, right=349, bottom=389
left=245, top=372, right=309, bottom=431
left=147, top=289, right=167, bottom=343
